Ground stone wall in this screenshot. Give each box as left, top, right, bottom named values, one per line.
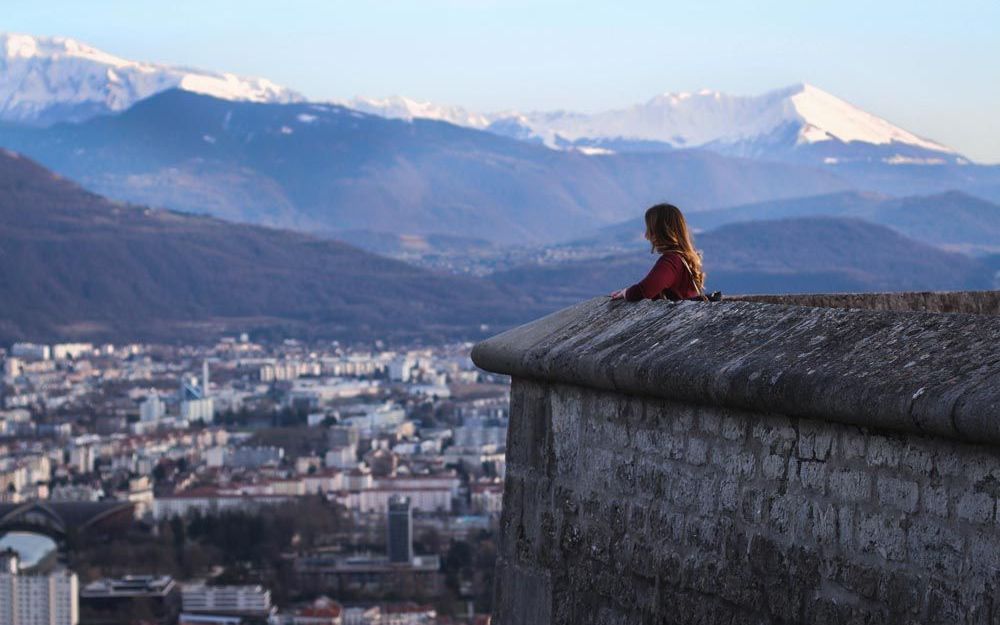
left=473, top=291, right=1000, bottom=625
left=733, top=290, right=1000, bottom=315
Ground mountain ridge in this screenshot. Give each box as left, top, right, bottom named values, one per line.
left=492, top=217, right=995, bottom=309
left=346, top=83, right=959, bottom=164
left=0, top=149, right=544, bottom=344
left=0, top=88, right=854, bottom=245
left=0, top=32, right=302, bottom=125
left=579, top=190, right=1000, bottom=255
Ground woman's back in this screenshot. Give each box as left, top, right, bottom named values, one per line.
left=624, top=251, right=700, bottom=301
left=611, top=203, right=706, bottom=303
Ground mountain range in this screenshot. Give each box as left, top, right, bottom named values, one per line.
left=0, top=32, right=997, bottom=343
left=0, top=149, right=542, bottom=344
left=0, top=88, right=854, bottom=244
left=347, top=85, right=1000, bottom=202
left=581, top=190, right=1000, bottom=256
left=0, top=149, right=993, bottom=344
left=348, top=84, right=957, bottom=164
left=0, top=33, right=301, bottom=125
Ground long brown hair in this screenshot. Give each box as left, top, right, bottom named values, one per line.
left=644, top=203, right=705, bottom=292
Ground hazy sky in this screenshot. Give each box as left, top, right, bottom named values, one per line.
left=5, top=0, right=999, bottom=162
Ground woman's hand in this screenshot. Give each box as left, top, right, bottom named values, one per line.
left=610, top=288, right=627, bottom=300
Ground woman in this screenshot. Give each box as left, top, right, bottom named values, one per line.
left=610, top=203, right=705, bottom=301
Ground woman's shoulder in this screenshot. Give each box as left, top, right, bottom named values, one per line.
left=655, top=251, right=684, bottom=265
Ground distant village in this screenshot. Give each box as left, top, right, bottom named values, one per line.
left=0, top=335, right=507, bottom=625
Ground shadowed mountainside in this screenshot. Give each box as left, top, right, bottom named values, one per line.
left=0, top=150, right=544, bottom=344
left=582, top=190, right=1000, bottom=255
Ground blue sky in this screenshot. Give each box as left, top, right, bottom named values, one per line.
left=5, top=0, right=999, bottom=162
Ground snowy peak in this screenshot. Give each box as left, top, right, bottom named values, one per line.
left=345, top=83, right=957, bottom=162
left=496, top=83, right=954, bottom=156
left=338, top=95, right=492, bottom=129
left=0, top=32, right=302, bottom=125
left=787, top=83, right=952, bottom=152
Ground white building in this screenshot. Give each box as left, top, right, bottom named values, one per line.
left=2, top=357, right=22, bottom=379
left=51, top=343, right=93, bottom=361
left=68, top=444, right=96, bottom=474
left=0, top=551, right=79, bottom=625
left=387, top=356, right=416, bottom=382
left=139, top=393, right=166, bottom=422
left=324, top=446, right=357, bottom=470
left=180, top=398, right=214, bottom=424
left=151, top=490, right=291, bottom=520
left=10, top=343, right=50, bottom=361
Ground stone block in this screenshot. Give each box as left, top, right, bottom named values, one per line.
left=856, top=512, right=908, bottom=561
left=753, top=417, right=797, bottom=455
left=698, top=409, right=722, bottom=435
left=686, top=436, right=709, bottom=466
left=797, top=420, right=835, bottom=461
left=508, top=380, right=551, bottom=473
left=867, top=436, right=903, bottom=467
left=921, top=481, right=949, bottom=518
left=828, top=467, right=872, bottom=502
left=811, top=501, right=838, bottom=547
left=762, top=454, right=789, bottom=480
left=798, top=460, right=827, bottom=493
left=956, top=491, right=995, bottom=524
left=719, top=477, right=740, bottom=513
left=721, top=414, right=748, bottom=441
left=493, top=560, right=552, bottom=625
left=900, top=441, right=934, bottom=474
left=717, top=449, right=756, bottom=478
left=876, top=476, right=919, bottom=513
left=549, top=387, right=582, bottom=476
left=839, top=427, right=867, bottom=460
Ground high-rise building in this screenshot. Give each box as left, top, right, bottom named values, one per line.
left=139, top=393, right=165, bottom=422
left=0, top=550, right=79, bottom=625
left=387, top=495, right=413, bottom=564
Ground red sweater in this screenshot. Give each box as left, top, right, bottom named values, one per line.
left=625, top=252, right=700, bottom=301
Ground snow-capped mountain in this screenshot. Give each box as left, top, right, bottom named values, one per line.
left=349, top=84, right=961, bottom=165
left=0, top=33, right=302, bottom=125
left=338, top=95, right=492, bottom=129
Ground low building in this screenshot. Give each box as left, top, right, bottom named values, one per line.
left=294, top=554, right=442, bottom=598
left=287, top=598, right=343, bottom=625
left=151, top=488, right=292, bottom=519
left=181, top=583, right=274, bottom=620
left=79, top=575, right=179, bottom=625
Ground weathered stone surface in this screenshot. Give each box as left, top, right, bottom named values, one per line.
left=733, top=290, right=1000, bottom=315
left=492, top=380, right=1000, bottom=624
left=479, top=291, right=1000, bottom=625
left=472, top=292, right=1000, bottom=445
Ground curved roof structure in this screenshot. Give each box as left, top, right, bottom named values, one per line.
left=0, top=501, right=134, bottom=537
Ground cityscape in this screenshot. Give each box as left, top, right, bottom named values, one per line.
left=1, top=1, right=998, bottom=624
left=1, top=337, right=507, bottom=624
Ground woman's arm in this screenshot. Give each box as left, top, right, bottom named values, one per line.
left=622, top=255, right=680, bottom=301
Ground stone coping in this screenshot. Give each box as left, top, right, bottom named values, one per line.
left=472, top=291, right=1000, bottom=445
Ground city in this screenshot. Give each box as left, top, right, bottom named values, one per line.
left=0, top=337, right=507, bottom=624
left=1, top=2, right=998, bottom=623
